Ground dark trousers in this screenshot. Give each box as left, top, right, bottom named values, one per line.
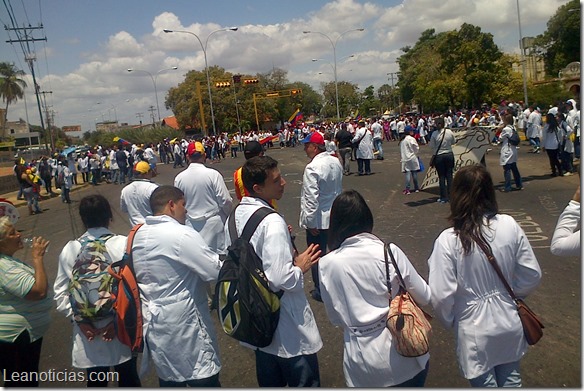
left=306, top=229, right=328, bottom=293
left=503, top=162, right=522, bottom=191
left=159, top=372, right=220, bottom=387
left=561, top=150, right=574, bottom=173
left=435, top=153, right=454, bottom=200
left=0, top=330, right=43, bottom=387
left=255, top=350, right=320, bottom=387
left=86, top=356, right=141, bottom=387
left=545, top=148, right=563, bottom=175
left=391, top=361, right=429, bottom=387
left=357, top=158, right=371, bottom=175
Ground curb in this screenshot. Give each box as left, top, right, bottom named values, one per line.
left=4, top=182, right=91, bottom=209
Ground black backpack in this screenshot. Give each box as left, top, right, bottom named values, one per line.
left=215, top=206, right=283, bottom=347
left=508, top=126, right=520, bottom=146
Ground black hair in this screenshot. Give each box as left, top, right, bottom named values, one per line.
left=149, top=185, right=185, bottom=215
left=242, top=156, right=279, bottom=196
left=328, top=190, right=374, bottom=251
left=79, top=194, right=113, bottom=229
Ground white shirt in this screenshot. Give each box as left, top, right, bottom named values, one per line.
left=53, top=228, right=132, bottom=369
left=551, top=200, right=580, bottom=257
left=400, top=135, right=420, bottom=172
left=371, top=122, right=383, bottom=140
left=225, top=197, right=323, bottom=358
left=174, top=162, right=233, bottom=253
left=526, top=110, right=542, bottom=139
left=120, top=179, right=159, bottom=226
left=430, top=128, right=456, bottom=155
left=299, top=152, right=343, bottom=230
left=319, top=234, right=431, bottom=387
left=351, top=127, right=374, bottom=159
left=499, top=125, right=518, bottom=165
left=428, top=214, right=541, bottom=379
left=132, top=215, right=222, bottom=381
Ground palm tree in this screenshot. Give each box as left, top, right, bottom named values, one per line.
left=0, top=62, right=27, bottom=139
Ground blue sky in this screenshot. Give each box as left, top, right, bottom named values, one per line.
left=1, top=0, right=571, bottom=130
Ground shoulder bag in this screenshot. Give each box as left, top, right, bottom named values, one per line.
left=384, top=243, right=432, bottom=357
left=429, top=130, right=446, bottom=168
left=475, top=240, right=544, bottom=345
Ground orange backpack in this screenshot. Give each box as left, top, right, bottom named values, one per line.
left=107, top=224, right=144, bottom=352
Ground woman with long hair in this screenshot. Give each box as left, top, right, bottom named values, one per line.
left=319, top=190, right=431, bottom=387
left=428, top=165, right=541, bottom=387
left=541, top=113, right=564, bottom=176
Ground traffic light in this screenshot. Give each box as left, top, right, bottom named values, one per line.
left=233, top=74, right=242, bottom=83
left=215, top=81, right=231, bottom=88
left=244, top=78, right=259, bottom=85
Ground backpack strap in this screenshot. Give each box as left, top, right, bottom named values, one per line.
left=240, top=207, right=276, bottom=242
left=124, top=224, right=144, bottom=269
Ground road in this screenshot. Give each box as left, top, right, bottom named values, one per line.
left=6, top=139, right=580, bottom=387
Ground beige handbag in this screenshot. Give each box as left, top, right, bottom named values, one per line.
left=384, top=243, right=432, bottom=357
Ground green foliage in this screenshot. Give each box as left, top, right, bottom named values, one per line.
left=534, top=0, right=580, bottom=77
left=0, top=62, right=27, bottom=138
left=82, top=127, right=184, bottom=148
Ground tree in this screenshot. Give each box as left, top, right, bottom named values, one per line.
left=0, top=62, right=27, bottom=139
left=534, top=0, right=580, bottom=78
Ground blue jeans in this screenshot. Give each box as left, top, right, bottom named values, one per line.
left=373, top=138, right=383, bottom=158
left=159, top=373, right=220, bottom=387
left=391, top=361, right=429, bottom=387
left=404, top=170, right=419, bottom=191
left=528, top=137, right=540, bottom=148
left=255, top=350, right=320, bottom=387
left=469, top=361, right=522, bottom=387
left=503, top=162, right=522, bottom=191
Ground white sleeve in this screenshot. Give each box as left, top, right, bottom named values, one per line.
left=427, top=233, right=458, bottom=329
left=53, top=241, right=81, bottom=318
left=551, top=200, right=581, bottom=257
left=390, top=243, right=431, bottom=306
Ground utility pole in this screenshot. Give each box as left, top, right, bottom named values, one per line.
left=387, top=72, right=398, bottom=113
left=5, top=25, right=48, bottom=147
left=148, top=106, right=156, bottom=127
left=136, top=113, right=144, bottom=126
left=40, top=91, right=54, bottom=151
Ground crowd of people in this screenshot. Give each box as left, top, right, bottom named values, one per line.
left=0, top=98, right=581, bottom=388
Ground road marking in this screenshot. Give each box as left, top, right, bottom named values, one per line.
left=501, top=209, right=548, bottom=242
left=538, top=195, right=562, bottom=217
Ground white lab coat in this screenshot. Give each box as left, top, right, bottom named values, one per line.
left=428, top=214, right=541, bottom=379
left=400, top=135, right=420, bottom=172
left=132, top=215, right=222, bottom=381
left=120, top=179, right=159, bottom=226
left=225, top=197, right=323, bottom=358
left=551, top=200, right=580, bottom=257
left=174, top=162, right=233, bottom=253
left=299, top=152, right=343, bottom=230
left=54, top=228, right=133, bottom=369
left=319, top=233, right=431, bottom=387
left=351, top=127, right=374, bottom=159
left=499, top=125, right=518, bottom=165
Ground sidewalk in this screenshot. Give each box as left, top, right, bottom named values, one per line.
left=1, top=182, right=91, bottom=208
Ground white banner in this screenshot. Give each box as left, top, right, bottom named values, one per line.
left=421, top=126, right=498, bottom=190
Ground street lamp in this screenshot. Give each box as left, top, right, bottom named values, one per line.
left=163, top=27, right=238, bottom=135
left=304, top=29, right=364, bottom=119
left=127, top=66, right=178, bottom=124
left=515, top=0, right=529, bottom=107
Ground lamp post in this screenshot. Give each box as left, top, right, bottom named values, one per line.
left=127, top=66, right=178, bottom=125
left=515, top=0, right=529, bottom=107
left=163, top=27, right=238, bottom=136
left=304, top=29, right=364, bottom=119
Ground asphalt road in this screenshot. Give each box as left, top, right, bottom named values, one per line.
left=7, top=139, right=581, bottom=387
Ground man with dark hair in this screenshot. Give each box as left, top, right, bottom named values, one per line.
left=234, top=140, right=276, bottom=206
left=300, top=132, right=343, bottom=302
left=228, top=155, right=322, bottom=387
left=174, top=141, right=233, bottom=254
left=131, top=185, right=223, bottom=387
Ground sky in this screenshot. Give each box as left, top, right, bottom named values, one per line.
left=0, top=0, right=571, bottom=132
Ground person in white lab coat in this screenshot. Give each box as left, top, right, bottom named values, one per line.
left=225, top=155, right=322, bottom=387
left=132, top=185, right=223, bottom=386
left=299, top=131, right=343, bottom=302
left=351, top=120, right=374, bottom=175
left=551, top=185, right=580, bottom=256
left=498, top=113, right=523, bottom=192
left=120, top=161, right=159, bottom=226
left=174, top=141, right=233, bottom=254
left=54, top=195, right=140, bottom=387
left=428, top=165, right=541, bottom=387
left=319, top=190, right=431, bottom=387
